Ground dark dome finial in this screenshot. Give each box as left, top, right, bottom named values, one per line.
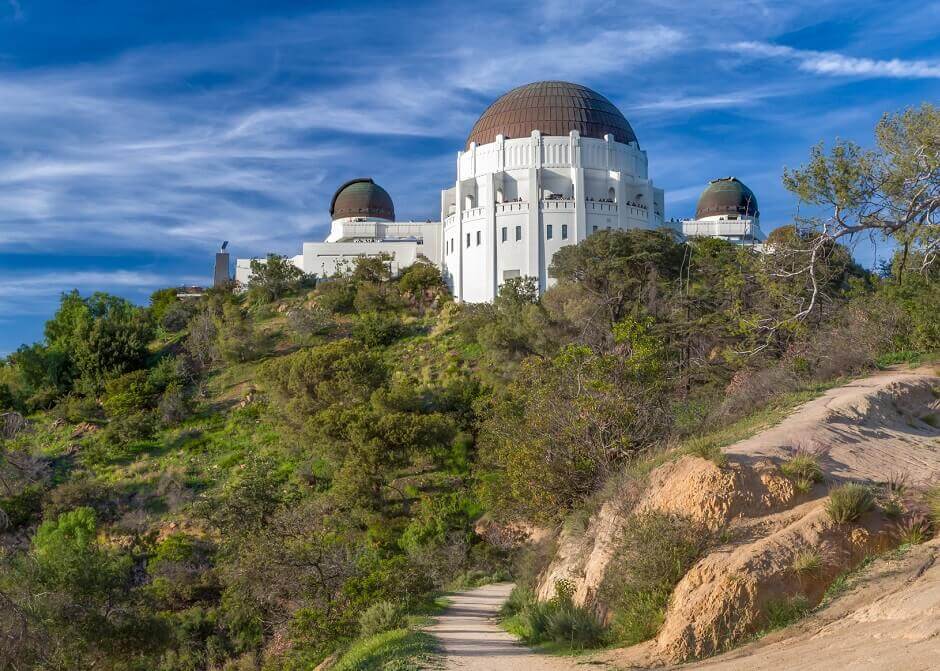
left=466, top=81, right=637, bottom=149
left=330, top=178, right=395, bottom=221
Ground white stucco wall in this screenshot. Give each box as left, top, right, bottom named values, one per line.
left=441, top=130, right=665, bottom=303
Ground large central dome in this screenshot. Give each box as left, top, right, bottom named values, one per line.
left=466, top=81, right=637, bottom=150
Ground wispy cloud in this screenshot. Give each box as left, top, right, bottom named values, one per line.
left=0, top=269, right=201, bottom=316
left=6, top=0, right=22, bottom=21
left=728, top=41, right=940, bottom=79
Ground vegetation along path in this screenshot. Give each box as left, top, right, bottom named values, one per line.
left=427, top=583, right=586, bottom=670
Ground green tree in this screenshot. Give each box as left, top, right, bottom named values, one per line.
left=783, top=104, right=939, bottom=313
left=548, top=229, right=685, bottom=339
left=477, top=345, right=667, bottom=522
left=247, top=254, right=306, bottom=304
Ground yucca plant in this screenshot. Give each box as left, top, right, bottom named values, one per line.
left=826, top=484, right=874, bottom=524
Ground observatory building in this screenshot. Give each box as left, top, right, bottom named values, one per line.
left=235, top=178, right=441, bottom=283
left=235, top=80, right=764, bottom=298
left=439, top=81, right=664, bottom=302
left=679, top=177, right=765, bottom=246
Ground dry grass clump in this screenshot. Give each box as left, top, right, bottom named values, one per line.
left=791, top=549, right=824, bottom=578
left=826, top=484, right=874, bottom=524
left=780, top=451, right=824, bottom=493
left=894, top=514, right=932, bottom=545
left=927, top=485, right=940, bottom=528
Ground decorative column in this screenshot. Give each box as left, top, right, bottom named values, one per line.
left=454, top=151, right=464, bottom=301
left=526, top=131, right=542, bottom=292
left=570, top=130, right=586, bottom=243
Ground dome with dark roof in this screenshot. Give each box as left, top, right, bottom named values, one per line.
left=695, top=177, right=759, bottom=219
left=330, top=178, right=395, bottom=221
left=466, top=81, right=638, bottom=150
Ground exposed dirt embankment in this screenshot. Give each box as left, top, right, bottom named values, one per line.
left=536, top=368, right=940, bottom=664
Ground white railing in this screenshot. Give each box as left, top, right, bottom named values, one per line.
left=541, top=199, right=575, bottom=211
left=586, top=201, right=617, bottom=213
left=495, top=201, right=529, bottom=214
left=461, top=206, right=486, bottom=221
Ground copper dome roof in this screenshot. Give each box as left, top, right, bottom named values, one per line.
left=695, top=177, right=759, bottom=219
left=466, top=81, right=638, bottom=150
left=329, top=178, right=395, bottom=221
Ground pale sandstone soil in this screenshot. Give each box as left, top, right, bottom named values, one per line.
left=602, top=538, right=940, bottom=671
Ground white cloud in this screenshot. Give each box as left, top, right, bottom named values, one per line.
left=0, top=269, right=201, bottom=316
left=729, top=41, right=940, bottom=79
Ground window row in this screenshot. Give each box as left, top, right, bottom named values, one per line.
left=447, top=224, right=570, bottom=254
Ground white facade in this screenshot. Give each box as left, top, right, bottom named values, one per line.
left=678, top=213, right=766, bottom=247
left=439, top=130, right=664, bottom=302
left=234, top=215, right=441, bottom=285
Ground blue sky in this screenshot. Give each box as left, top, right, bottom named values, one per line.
left=1, top=0, right=938, bottom=355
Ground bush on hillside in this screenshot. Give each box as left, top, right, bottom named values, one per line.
left=358, top=600, right=405, bottom=637
left=826, top=483, right=874, bottom=523
left=601, top=511, right=708, bottom=645
left=352, top=312, right=405, bottom=347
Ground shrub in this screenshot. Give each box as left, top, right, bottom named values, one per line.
left=215, top=303, right=262, bottom=363
left=52, top=394, right=103, bottom=423
left=103, top=369, right=155, bottom=418
left=358, top=600, right=405, bottom=638
left=791, top=549, right=823, bottom=578
left=601, top=511, right=707, bottom=645
left=286, top=305, right=334, bottom=342
left=0, top=483, right=44, bottom=529
left=894, top=514, right=932, bottom=545
left=247, top=254, right=306, bottom=304
left=512, top=581, right=605, bottom=649
left=545, top=605, right=605, bottom=648
left=157, top=382, right=189, bottom=426
left=316, top=279, right=357, bottom=314
left=780, top=452, right=822, bottom=482
left=764, top=595, right=810, bottom=630
left=780, top=452, right=823, bottom=493
left=352, top=312, right=404, bottom=347
left=160, top=302, right=194, bottom=332
left=826, top=484, right=874, bottom=524
left=499, top=585, right=534, bottom=619
left=926, top=485, right=940, bottom=527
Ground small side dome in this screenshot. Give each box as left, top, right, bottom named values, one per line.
left=330, top=178, right=395, bottom=221
left=695, top=177, right=759, bottom=219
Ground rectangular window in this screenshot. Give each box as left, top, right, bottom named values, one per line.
left=501, top=227, right=507, bottom=242
left=466, top=233, right=470, bottom=248
left=546, top=224, right=553, bottom=240
left=592, top=225, right=598, bottom=233
left=561, top=224, right=568, bottom=240
left=515, top=225, right=522, bottom=241
left=476, top=230, right=481, bottom=246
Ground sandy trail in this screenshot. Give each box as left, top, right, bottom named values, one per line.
left=426, top=583, right=586, bottom=670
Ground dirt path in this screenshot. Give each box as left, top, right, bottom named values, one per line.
left=426, top=583, right=587, bottom=670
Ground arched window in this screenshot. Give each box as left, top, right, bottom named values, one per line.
left=496, top=188, right=504, bottom=204
left=608, top=187, right=616, bottom=203
left=465, top=194, right=476, bottom=209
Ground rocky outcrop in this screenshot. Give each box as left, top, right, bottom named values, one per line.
left=535, top=369, right=940, bottom=663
